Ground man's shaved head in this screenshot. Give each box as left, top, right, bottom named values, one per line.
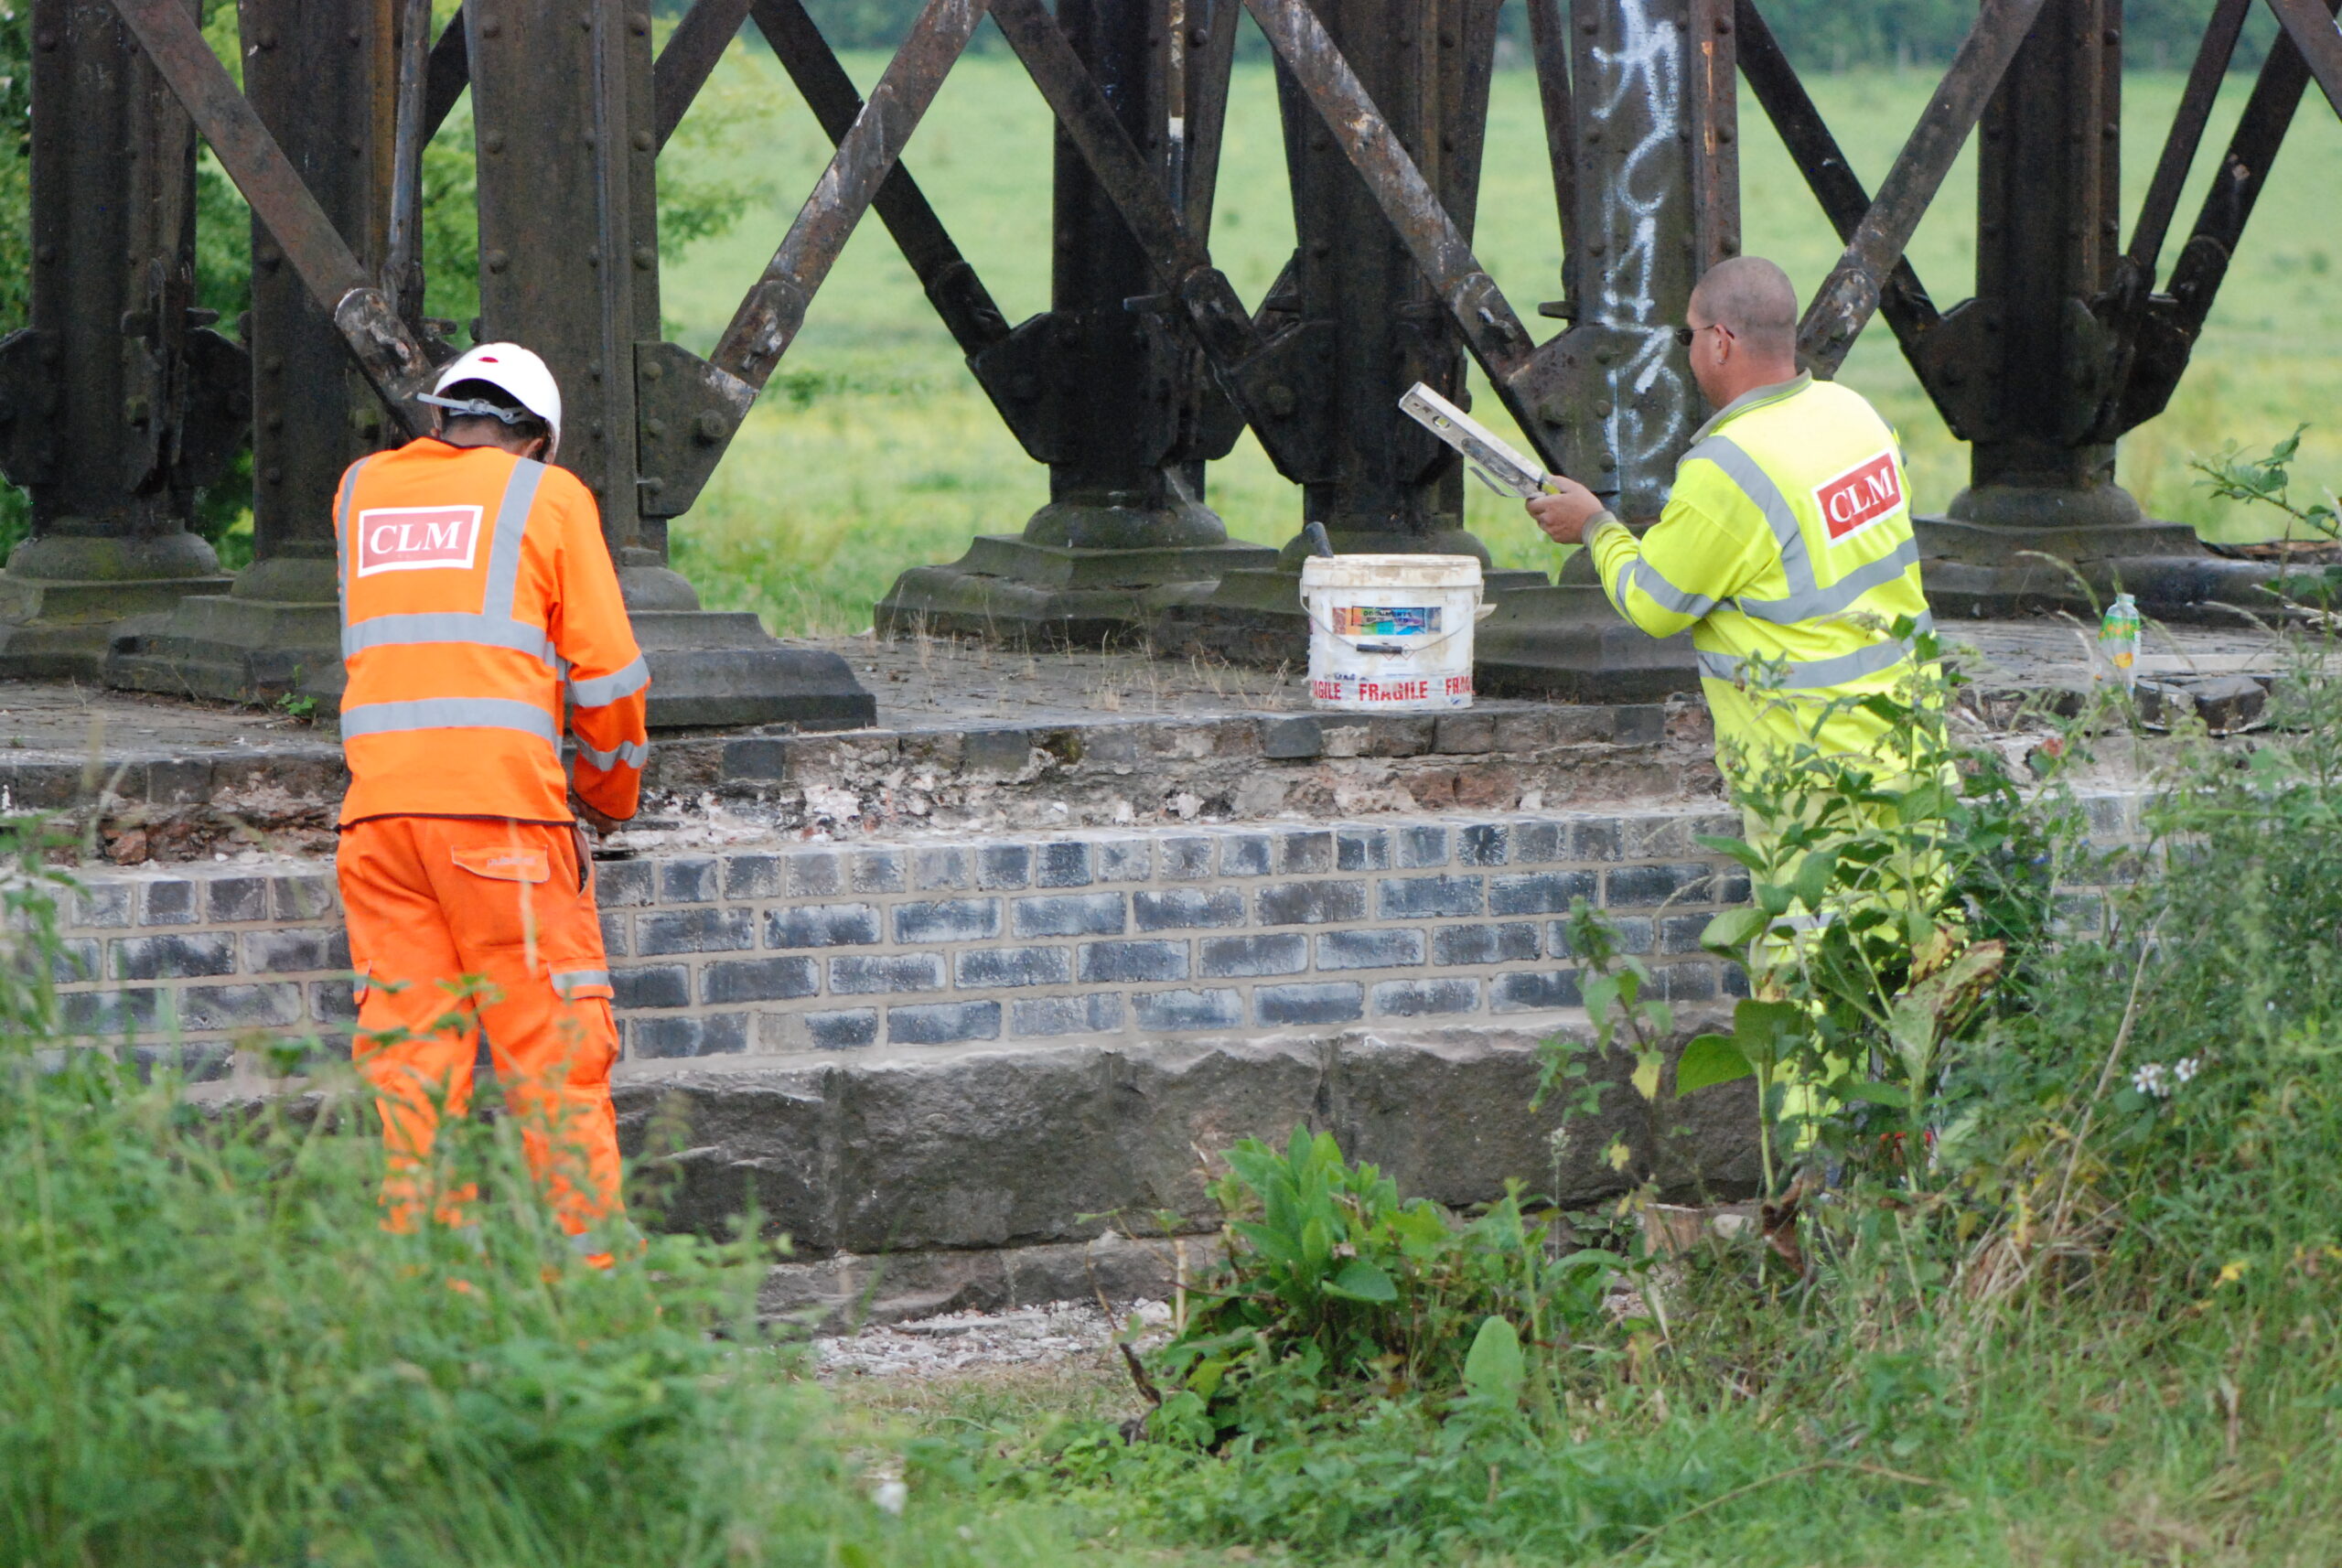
left=1689, top=256, right=1799, bottom=361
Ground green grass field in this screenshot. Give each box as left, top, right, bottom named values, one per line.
left=657, top=45, right=2342, bottom=635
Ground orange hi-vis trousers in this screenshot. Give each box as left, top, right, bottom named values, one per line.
left=338, top=816, right=623, bottom=1255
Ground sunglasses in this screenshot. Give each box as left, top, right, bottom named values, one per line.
left=1672, top=322, right=1734, bottom=349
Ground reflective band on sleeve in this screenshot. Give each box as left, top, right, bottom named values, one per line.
left=1736, top=536, right=1921, bottom=625
left=550, top=967, right=610, bottom=999
left=341, top=610, right=558, bottom=663
left=567, top=655, right=649, bottom=708
left=1695, top=613, right=1937, bottom=691
left=1686, top=435, right=1813, bottom=596
left=483, top=458, right=544, bottom=618
left=1630, top=559, right=1719, bottom=618
left=340, top=695, right=562, bottom=745
left=573, top=736, right=650, bottom=770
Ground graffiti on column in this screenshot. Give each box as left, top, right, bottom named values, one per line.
left=1589, top=0, right=1694, bottom=513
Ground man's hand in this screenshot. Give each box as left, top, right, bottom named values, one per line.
left=570, top=794, right=622, bottom=835
left=1525, top=476, right=1608, bottom=545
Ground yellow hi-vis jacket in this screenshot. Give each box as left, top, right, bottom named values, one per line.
left=1584, top=372, right=1935, bottom=770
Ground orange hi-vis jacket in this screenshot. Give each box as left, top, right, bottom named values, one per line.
left=335, top=438, right=650, bottom=826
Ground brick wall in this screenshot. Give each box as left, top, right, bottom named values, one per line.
left=38, top=793, right=2143, bottom=1075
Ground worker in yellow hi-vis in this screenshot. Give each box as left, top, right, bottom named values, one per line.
left=1524, top=254, right=1935, bottom=768
left=1526, top=255, right=1944, bottom=1149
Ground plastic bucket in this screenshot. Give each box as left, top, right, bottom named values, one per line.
left=1299, top=553, right=1487, bottom=713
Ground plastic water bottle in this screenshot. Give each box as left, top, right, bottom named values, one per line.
left=2098, top=593, right=2141, bottom=692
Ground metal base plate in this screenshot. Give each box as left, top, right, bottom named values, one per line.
left=103, top=593, right=341, bottom=703
left=1913, top=515, right=2286, bottom=623
left=0, top=573, right=236, bottom=683
left=630, top=610, right=875, bottom=731
left=875, top=534, right=1281, bottom=649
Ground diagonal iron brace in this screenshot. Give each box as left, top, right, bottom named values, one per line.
left=985, top=0, right=1278, bottom=419
left=1735, top=0, right=1939, bottom=358
left=107, top=0, right=441, bottom=433
left=711, top=0, right=988, bottom=389
left=750, top=0, right=1010, bottom=359
left=2264, top=0, right=2342, bottom=121
left=1235, top=0, right=1549, bottom=460
left=655, top=0, right=755, bottom=151
left=1796, top=0, right=2050, bottom=375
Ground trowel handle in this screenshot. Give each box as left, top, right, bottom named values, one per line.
left=1304, top=521, right=1335, bottom=559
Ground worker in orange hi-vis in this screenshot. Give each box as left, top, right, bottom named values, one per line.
left=333, top=342, right=648, bottom=1267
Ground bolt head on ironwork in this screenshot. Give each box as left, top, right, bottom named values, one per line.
left=486, top=250, right=510, bottom=273
left=693, top=412, right=727, bottom=444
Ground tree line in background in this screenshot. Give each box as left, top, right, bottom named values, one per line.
left=770, top=0, right=2282, bottom=73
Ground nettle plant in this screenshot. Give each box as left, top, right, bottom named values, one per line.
left=1671, top=622, right=2077, bottom=1196
left=1144, top=1129, right=1620, bottom=1446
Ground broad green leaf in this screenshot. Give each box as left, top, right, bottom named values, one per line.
left=1701, top=906, right=1769, bottom=952
left=1791, top=846, right=1838, bottom=912
left=1693, top=833, right=1768, bottom=871
left=1675, top=1033, right=1754, bottom=1095
left=1323, top=1257, right=1398, bottom=1304
left=1462, top=1315, right=1526, bottom=1402
left=1733, top=999, right=1804, bottom=1058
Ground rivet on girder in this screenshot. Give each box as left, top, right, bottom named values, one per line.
left=630, top=13, right=651, bottom=36
left=482, top=18, right=500, bottom=36
left=581, top=11, right=596, bottom=27
left=487, top=250, right=510, bottom=273
left=583, top=133, right=596, bottom=148
left=264, top=467, right=283, bottom=485
left=632, top=244, right=656, bottom=270
left=632, top=129, right=653, bottom=151
left=34, top=30, right=55, bottom=49
left=483, top=131, right=505, bottom=153
left=34, top=244, right=53, bottom=263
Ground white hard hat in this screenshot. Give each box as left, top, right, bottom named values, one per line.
left=424, top=342, right=564, bottom=459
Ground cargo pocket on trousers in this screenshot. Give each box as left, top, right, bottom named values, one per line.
left=550, top=967, right=615, bottom=1004
left=449, top=844, right=552, bottom=885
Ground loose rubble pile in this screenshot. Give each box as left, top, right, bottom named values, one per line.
left=814, top=1299, right=1173, bottom=1380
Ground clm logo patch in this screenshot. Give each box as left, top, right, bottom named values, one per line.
left=1813, top=453, right=1905, bottom=543
left=356, top=506, right=482, bottom=575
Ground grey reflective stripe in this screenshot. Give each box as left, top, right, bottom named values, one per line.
left=1631, top=559, right=1718, bottom=618
left=1688, top=435, right=1813, bottom=596
left=574, top=736, right=650, bottom=770
left=340, top=696, right=561, bottom=746
left=1610, top=557, right=1634, bottom=609
left=568, top=655, right=649, bottom=708
left=1695, top=613, right=1937, bottom=691
left=1736, top=535, right=1921, bottom=624
left=551, top=967, right=610, bottom=998
left=484, top=457, right=544, bottom=618
left=341, top=611, right=558, bottom=662
left=335, top=456, right=375, bottom=625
